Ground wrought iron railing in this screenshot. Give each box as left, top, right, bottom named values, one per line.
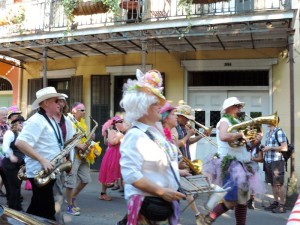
left=0, top=0, right=291, bottom=38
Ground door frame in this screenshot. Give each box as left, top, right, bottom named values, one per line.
left=182, top=58, right=277, bottom=114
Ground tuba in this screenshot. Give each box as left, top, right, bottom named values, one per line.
left=227, top=112, right=278, bottom=148
left=181, top=156, right=203, bottom=175
left=78, top=117, right=98, bottom=159
left=34, top=131, right=85, bottom=187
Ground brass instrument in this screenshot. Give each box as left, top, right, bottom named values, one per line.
left=186, top=120, right=218, bottom=148
left=182, top=155, right=203, bottom=175
left=78, top=117, right=98, bottom=159
left=0, top=205, right=51, bottom=225
left=34, top=131, right=85, bottom=187
left=227, top=112, right=278, bottom=148
left=17, top=165, right=27, bottom=180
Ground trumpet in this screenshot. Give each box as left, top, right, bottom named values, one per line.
left=186, top=120, right=218, bottom=148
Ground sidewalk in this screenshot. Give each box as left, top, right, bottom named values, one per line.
left=0, top=172, right=290, bottom=225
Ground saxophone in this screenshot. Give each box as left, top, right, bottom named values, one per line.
left=78, top=117, right=98, bottom=159
left=34, top=131, right=85, bottom=187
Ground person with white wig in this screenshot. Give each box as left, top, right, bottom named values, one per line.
left=120, top=69, right=186, bottom=225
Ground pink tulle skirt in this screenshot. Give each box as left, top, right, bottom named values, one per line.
left=98, top=143, right=121, bottom=184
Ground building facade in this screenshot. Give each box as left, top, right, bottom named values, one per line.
left=0, top=0, right=299, bottom=179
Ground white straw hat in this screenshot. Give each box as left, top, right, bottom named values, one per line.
left=221, top=97, right=245, bottom=113
left=31, top=87, right=65, bottom=110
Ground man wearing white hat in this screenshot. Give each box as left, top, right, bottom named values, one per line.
left=198, top=97, right=251, bottom=225
left=15, top=86, right=65, bottom=221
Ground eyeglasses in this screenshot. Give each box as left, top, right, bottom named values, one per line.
left=234, top=104, right=243, bottom=109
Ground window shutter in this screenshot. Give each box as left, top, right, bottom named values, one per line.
left=70, top=75, right=83, bottom=107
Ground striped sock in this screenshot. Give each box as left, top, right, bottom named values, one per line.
left=209, top=202, right=228, bottom=220
left=235, top=204, right=247, bottom=225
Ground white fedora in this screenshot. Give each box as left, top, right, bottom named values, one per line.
left=221, top=97, right=245, bottom=113
left=31, top=87, right=65, bottom=110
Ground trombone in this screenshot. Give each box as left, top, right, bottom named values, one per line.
left=186, top=120, right=218, bottom=148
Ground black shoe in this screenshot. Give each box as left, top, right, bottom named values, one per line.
left=247, top=199, right=255, bottom=209
left=116, top=214, right=127, bottom=225
left=265, top=201, right=279, bottom=211
left=272, top=204, right=286, bottom=213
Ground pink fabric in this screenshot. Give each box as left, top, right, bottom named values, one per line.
left=24, top=180, right=32, bottom=190
left=127, top=195, right=144, bottom=225
left=127, top=195, right=180, bottom=225
left=72, top=103, right=84, bottom=112
left=98, top=143, right=121, bottom=184
left=101, top=116, right=121, bottom=137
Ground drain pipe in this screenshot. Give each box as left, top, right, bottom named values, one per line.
left=42, top=47, right=48, bottom=87
left=285, top=29, right=298, bottom=209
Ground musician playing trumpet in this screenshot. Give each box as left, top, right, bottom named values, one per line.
left=174, top=104, right=211, bottom=160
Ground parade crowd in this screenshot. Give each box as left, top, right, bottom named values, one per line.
left=0, top=68, right=292, bottom=225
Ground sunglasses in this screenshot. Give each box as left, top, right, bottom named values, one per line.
left=79, top=109, right=86, bottom=112
left=234, top=104, right=243, bottom=109
left=115, top=120, right=123, bottom=124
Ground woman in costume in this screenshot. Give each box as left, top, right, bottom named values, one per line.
left=98, top=115, right=128, bottom=201
left=120, top=69, right=185, bottom=225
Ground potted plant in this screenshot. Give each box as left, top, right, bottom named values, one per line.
left=178, top=0, right=229, bottom=35
left=62, top=0, right=119, bottom=26
left=0, top=4, right=25, bottom=26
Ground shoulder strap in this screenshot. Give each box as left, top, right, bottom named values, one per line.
left=133, top=126, right=186, bottom=194
left=274, top=129, right=281, bottom=146
left=275, top=128, right=289, bottom=145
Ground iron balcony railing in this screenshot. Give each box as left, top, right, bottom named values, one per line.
left=0, top=0, right=291, bottom=38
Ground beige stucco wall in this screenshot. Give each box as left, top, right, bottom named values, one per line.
left=20, top=45, right=299, bottom=181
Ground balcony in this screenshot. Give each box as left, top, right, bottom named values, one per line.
left=0, top=0, right=294, bottom=62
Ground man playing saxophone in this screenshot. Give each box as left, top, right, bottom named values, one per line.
left=15, top=87, right=66, bottom=221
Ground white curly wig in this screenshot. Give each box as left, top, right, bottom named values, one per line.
left=120, top=90, right=159, bottom=123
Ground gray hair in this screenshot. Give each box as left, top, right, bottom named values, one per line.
left=120, top=91, right=158, bottom=123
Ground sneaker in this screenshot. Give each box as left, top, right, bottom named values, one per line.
left=247, top=199, right=255, bottom=209
left=66, top=206, right=80, bottom=216
left=264, top=201, right=279, bottom=211
left=99, top=193, right=112, bottom=201
left=71, top=198, right=80, bottom=211
left=195, top=214, right=214, bottom=225
left=272, top=204, right=286, bottom=213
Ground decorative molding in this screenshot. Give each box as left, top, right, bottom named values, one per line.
left=106, top=65, right=152, bottom=75
left=181, top=59, right=278, bottom=71
left=39, top=68, right=75, bottom=78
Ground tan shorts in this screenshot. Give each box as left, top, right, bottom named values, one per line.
left=64, top=158, right=91, bottom=189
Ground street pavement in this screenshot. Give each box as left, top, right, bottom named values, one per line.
left=0, top=171, right=290, bottom=225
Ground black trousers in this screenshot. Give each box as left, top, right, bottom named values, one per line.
left=2, top=158, right=22, bottom=210
left=0, top=164, right=10, bottom=200
left=27, top=178, right=56, bottom=221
